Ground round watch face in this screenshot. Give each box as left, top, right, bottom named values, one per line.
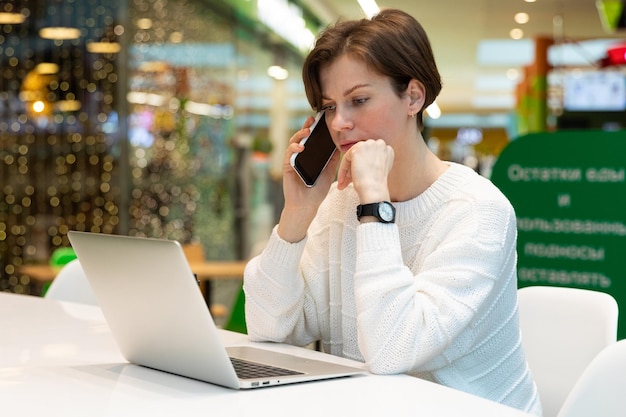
left=379, top=202, right=394, bottom=222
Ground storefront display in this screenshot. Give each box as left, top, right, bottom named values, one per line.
left=0, top=0, right=315, bottom=294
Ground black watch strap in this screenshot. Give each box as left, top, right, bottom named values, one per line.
left=356, top=201, right=396, bottom=223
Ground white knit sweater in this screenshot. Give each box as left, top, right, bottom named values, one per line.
left=243, top=162, right=542, bottom=416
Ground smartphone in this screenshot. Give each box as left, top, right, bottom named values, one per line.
left=289, top=111, right=337, bottom=187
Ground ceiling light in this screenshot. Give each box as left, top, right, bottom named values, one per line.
left=267, top=65, right=288, bottom=80
left=36, top=62, right=59, bottom=75
left=426, top=101, right=441, bottom=119
left=136, top=18, right=153, bottom=30
left=506, top=68, right=520, bottom=81
left=515, top=13, right=530, bottom=24
left=169, top=32, right=183, bottom=43
left=185, top=101, right=234, bottom=119
left=257, top=0, right=315, bottom=51
left=0, top=12, right=25, bottom=24
left=510, top=28, right=524, bottom=40
left=39, top=27, right=81, bottom=40
left=138, top=61, right=169, bottom=72
left=358, top=0, right=380, bottom=18
left=126, top=91, right=166, bottom=107
left=32, top=101, right=46, bottom=113
left=87, top=42, right=122, bottom=54
left=56, top=100, right=81, bottom=112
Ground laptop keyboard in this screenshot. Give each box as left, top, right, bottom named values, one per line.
left=230, top=356, right=304, bottom=379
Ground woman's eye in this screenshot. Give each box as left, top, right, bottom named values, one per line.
left=321, top=104, right=336, bottom=111
left=353, top=97, right=368, bottom=105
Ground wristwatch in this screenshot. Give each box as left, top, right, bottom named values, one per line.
left=356, top=201, right=396, bottom=223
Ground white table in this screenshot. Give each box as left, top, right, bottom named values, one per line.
left=0, top=293, right=532, bottom=416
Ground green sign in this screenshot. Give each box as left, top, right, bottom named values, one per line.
left=491, top=130, right=626, bottom=339
left=597, top=0, right=624, bottom=32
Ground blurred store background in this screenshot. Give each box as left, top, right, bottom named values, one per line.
left=1, top=0, right=625, bottom=304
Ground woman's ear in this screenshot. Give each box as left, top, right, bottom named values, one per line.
left=406, top=79, right=426, bottom=114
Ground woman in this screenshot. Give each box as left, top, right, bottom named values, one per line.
left=243, top=8, right=541, bottom=416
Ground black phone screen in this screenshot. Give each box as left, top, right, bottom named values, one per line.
left=293, top=115, right=336, bottom=187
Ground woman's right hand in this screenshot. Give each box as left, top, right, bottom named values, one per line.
left=277, top=116, right=340, bottom=243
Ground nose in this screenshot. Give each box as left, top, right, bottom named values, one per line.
left=328, top=108, right=353, bottom=133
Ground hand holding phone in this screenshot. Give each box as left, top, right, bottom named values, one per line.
left=289, top=111, right=337, bottom=187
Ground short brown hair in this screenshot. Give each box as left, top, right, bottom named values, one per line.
left=302, top=9, right=442, bottom=129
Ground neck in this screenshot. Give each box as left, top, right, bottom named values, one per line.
left=388, top=135, right=448, bottom=202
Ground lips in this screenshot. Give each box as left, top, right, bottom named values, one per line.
left=340, top=141, right=358, bottom=153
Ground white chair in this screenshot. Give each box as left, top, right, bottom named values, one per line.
left=44, top=259, right=98, bottom=306
left=517, top=286, right=618, bottom=417
left=557, top=339, right=626, bottom=417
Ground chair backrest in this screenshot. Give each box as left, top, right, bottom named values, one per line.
left=223, top=287, right=247, bottom=334
left=556, top=339, right=626, bottom=417
left=517, top=285, right=618, bottom=417
left=49, top=246, right=78, bottom=267
left=44, top=259, right=98, bottom=306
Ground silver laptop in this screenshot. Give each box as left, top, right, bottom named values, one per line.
left=67, top=231, right=365, bottom=389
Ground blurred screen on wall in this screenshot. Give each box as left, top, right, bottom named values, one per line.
left=563, top=70, right=626, bottom=112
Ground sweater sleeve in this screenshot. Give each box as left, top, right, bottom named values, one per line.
left=243, top=226, right=321, bottom=346
left=354, top=195, right=516, bottom=375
